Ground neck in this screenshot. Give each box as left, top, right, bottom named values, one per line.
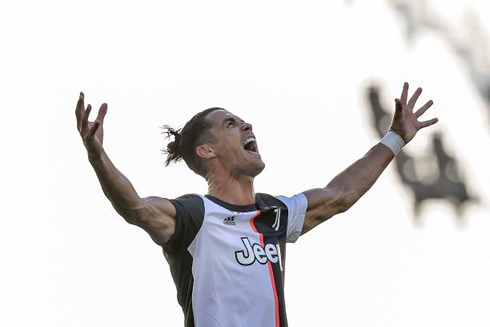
left=207, top=174, right=256, bottom=205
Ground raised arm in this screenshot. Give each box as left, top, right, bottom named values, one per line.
left=301, top=82, right=438, bottom=234
left=75, top=93, right=176, bottom=245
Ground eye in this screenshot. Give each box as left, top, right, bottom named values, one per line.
left=227, top=121, right=235, bottom=127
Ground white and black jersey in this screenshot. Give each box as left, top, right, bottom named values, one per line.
left=163, top=193, right=307, bottom=327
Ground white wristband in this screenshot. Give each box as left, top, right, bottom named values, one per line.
left=380, top=131, right=405, bottom=155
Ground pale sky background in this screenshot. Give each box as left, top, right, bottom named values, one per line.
left=1, top=0, right=490, bottom=326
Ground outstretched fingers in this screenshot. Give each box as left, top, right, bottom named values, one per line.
left=81, top=104, right=92, bottom=131
left=417, top=99, right=437, bottom=129
left=408, top=87, right=422, bottom=108
left=96, top=103, right=108, bottom=122
left=75, top=92, right=85, bottom=130
left=419, top=117, right=438, bottom=129
left=400, top=82, right=409, bottom=104
left=415, top=100, right=434, bottom=118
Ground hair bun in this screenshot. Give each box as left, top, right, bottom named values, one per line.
left=161, top=125, right=183, bottom=165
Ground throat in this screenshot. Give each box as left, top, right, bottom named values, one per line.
left=207, top=177, right=256, bottom=206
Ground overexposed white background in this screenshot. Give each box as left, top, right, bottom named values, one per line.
left=1, top=0, right=490, bottom=326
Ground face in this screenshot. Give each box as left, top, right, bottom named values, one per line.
left=202, top=109, right=265, bottom=178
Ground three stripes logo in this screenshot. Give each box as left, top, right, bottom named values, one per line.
left=223, top=216, right=236, bottom=226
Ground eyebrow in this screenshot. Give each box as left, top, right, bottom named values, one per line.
left=222, top=116, right=244, bottom=126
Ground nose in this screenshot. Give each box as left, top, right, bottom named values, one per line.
left=242, top=122, right=253, bottom=131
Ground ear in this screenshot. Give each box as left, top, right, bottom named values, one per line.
left=196, top=144, right=217, bottom=159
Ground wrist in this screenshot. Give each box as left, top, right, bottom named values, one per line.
left=88, top=148, right=106, bottom=164
left=380, top=131, right=405, bottom=155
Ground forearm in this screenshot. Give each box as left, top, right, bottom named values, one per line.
left=327, top=143, right=394, bottom=211
left=88, top=149, right=144, bottom=219
left=303, top=83, right=436, bottom=232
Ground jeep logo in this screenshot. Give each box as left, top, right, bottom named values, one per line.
left=235, top=237, right=279, bottom=266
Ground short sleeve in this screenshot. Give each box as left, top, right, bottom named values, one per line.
left=276, top=193, right=308, bottom=243
left=163, top=194, right=205, bottom=254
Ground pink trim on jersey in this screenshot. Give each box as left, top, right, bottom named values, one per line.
left=250, top=210, right=280, bottom=327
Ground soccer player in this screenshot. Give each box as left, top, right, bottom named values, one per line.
left=75, top=82, right=437, bottom=327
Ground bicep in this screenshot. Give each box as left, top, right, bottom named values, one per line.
left=302, top=187, right=347, bottom=234
left=130, top=196, right=177, bottom=246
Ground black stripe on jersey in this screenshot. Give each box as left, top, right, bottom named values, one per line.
left=253, top=194, right=290, bottom=327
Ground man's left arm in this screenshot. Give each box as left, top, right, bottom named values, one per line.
left=301, top=82, right=438, bottom=234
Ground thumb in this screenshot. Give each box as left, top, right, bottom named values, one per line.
left=394, top=98, right=403, bottom=113
left=96, top=103, right=108, bottom=122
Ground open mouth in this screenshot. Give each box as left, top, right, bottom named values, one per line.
left=243, top=136, right=259, bottom=154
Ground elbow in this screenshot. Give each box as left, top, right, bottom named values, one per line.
left=112, top=203, right=146, bottom=226
left=334, top=198, right=350, bottom=215
left=336, top=203, right=349, bottom=214
left=339, top=190, right=365, bottom=213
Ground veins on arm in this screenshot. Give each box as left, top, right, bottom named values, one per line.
left=117, top=196, right=177, bottom=246
left=301, top=143, right=394, bottom=234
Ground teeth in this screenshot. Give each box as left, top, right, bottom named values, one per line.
left=244, top=137, right=256, bottom=145
left=243, top=136, right=258, bottom=153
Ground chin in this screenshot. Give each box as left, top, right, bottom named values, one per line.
left=250, top=161, right=266, bottom=177
left=230, top=161, right=265, bottom=179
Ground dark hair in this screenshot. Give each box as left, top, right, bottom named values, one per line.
left=162, top=107, right=223, bottom=178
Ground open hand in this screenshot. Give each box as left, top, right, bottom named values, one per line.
left=390, top=82, right=438, bottom=143
left=75, top=92, right=108, bottom=158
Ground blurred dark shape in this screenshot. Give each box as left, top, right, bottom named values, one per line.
left=389, top=0, right=442, bottom=42
left=346, top=0, right=490, bottom=125
left=367, top=85, right=475, bottom=224
left=387, top=0, right=490, bottom=126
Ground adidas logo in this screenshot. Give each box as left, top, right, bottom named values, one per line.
left=223, top=216, right=236, bottom=226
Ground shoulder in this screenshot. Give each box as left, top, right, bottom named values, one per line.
left=257, top=192, right=307, bottom=209
left=162, top=194, right=206, bottom=252
left=256, top=193, right=287, bottom=208
left=169, top=193, right=204, bottom=210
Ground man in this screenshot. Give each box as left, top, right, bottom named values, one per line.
left=75, top=82, right=437, bottom=327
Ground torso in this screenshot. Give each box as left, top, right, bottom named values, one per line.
left=163, top=193, right=307, bottom=327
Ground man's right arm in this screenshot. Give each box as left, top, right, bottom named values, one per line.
left=76, top=92, right=176, bottom=246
